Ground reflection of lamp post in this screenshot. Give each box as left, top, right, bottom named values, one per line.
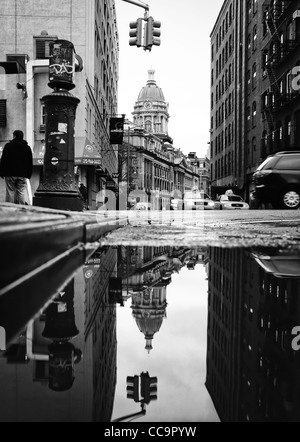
left=34, top=40, right=83, bottom=211
left=42, top=279, right=82, bottom=392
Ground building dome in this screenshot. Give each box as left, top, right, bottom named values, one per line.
left=133, top=69, right=171, bottom=141
left=137, top=69, right=165, bottom=102
left=131, top=288, right=167, bottom=353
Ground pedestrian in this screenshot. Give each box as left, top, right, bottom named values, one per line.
left=79, top=183, right=88, bottom=210
left=0, top=130, right=33, bottom=205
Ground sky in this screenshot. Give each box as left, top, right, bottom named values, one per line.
left=115, top=0, right=225, bottom=157
left=112, top=263, right=220, bottom=423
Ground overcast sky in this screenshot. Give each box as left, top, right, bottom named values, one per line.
left=115, top=0, right=225, bottom=157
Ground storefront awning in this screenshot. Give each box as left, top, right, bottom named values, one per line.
left=75, top=137, right=102, bottom=166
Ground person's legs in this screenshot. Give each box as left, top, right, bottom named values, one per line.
left=5, top=177, right=17, bottom=203
left=15, top=178, right=28, bottom=205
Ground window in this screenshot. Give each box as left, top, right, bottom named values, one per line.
left=276, top=156, right=300, bottom=170
left=253, top=0, right=258, bottom=14
left=229, top=4, right=233, bottom=25
left=40, top=103, right=46, bottom=132
left=247, top=106, right=251, bottom=130
left=253, top=63, right=257, bottom=89
left=0, top=99, right=7, bottom=127
left=248, top=0, right=252, bottom=21
left=253, top=25, right=258, bottom=51
left=252, top=102, right=257, bottom=127
left=35, top=36, right=58, bottom=59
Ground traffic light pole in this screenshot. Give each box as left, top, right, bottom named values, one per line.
left=121, top=0, right=149, bottom=11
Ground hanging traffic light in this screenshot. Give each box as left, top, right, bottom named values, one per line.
left=144, top=17, right=161, bottom=51
left=127, top=376, right=140, bottom=402
left=129, top=19, right=143, bottom=47
left=141, top=372, right=158, bottom=405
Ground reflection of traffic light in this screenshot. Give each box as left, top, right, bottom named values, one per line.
left=127, top=376, right=140, bottom=402
left=141, top=372, right=158, bottom=405
left=144, top=17, right=161, bottom=51
left=129, top=19, right=143, bottom=47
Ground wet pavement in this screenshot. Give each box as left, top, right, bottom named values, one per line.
left=101, top=211, right=300, bottom=249
left=0, top=239, right=300, bottom=422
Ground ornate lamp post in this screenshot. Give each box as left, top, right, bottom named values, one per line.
left=34, top=40, right=83, bottom=211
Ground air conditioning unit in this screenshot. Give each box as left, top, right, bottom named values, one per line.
left=34, top=35, right=58, bottom=59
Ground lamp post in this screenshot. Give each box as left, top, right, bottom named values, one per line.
left=34, top=40, right=83, bottom=211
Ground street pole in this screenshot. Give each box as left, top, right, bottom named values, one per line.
left=34, top=40, right=83, bottom=211
left=121, top=0, right=149, bottom=13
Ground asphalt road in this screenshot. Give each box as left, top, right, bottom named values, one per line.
left=100, top=210, right=300, bottom=249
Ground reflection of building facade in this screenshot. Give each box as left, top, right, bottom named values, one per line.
left=118, top=247, right=202, bottom=352
left=120, top=71, right=202, bottom=205
left=0, top=0, right=119, bottom=208
left=0, top=247, right=118, bottom=422
left=82, top=247, right=118, bottom=422
left=206, top=247, right=300, bottom=422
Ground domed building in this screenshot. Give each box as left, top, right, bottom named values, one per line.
left=131, top=286, right=168, bottom=353
left=132, top=69, right=172, bottom=144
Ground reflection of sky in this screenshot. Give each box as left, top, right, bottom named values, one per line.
left=112, top=264, right=220, bottom=423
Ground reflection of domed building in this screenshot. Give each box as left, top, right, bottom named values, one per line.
left=131, top=286, right=167, bottom=353
left=132, top=69, right=172, bottom=143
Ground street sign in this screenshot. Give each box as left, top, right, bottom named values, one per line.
left=112, top=173, right=120, bottom=179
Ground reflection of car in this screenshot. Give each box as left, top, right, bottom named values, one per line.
left=215, top=194, right=249, bottom=210
left=183, top=191, right=216, bottom=210
left=252, top=253, right=300, bottom=279
left=252, top=151, right=300, bottom=210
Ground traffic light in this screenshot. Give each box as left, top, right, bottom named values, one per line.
left=127, top=376, right=140, bottom=403
left=141, top=372, right=158, bottom=405
left=129, top=19, right=143, bottom=47
left=144, top=17, right=161, bottom=51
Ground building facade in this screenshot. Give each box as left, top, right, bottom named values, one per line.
left=210, top=0, right=300, bottom=201
left=206, top=247, right=300, bottom=422
left=119, top=70, right=202, bottom=208
left=0, top=0, right=119, bottom=209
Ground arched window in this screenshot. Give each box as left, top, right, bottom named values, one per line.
left=252, top=102, right=257, bottom=127
left=252, top=63, right=257, bottom=89
left=247, top=106, right=251, bottom=130
left=229, top=4, right=233, bottom=25
left=145, top=120, right=152, bottom=133
left=253, top=25, right=258, bottom=51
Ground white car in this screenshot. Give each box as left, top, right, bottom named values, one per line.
left=183, top=191, right=216, bottom=211
left=216, top=194, right=249, bottom=210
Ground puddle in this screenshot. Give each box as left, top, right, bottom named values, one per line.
left=0, top=246, right=299, bottom=422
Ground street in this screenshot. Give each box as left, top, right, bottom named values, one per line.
left=100, top=210, right=300, bottom=249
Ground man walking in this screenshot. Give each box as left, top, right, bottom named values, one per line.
left=0, top=130, right=33, bottom=205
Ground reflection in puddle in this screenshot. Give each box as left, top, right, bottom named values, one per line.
left=0, top=247, right=299, bottom=422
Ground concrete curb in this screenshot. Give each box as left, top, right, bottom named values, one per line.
left=0, top=203, right=127, bottom=291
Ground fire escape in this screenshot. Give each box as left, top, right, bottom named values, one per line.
left=262, top=0, right=299, bottom=136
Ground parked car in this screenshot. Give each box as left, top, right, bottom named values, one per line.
left=215, top=194, right=250, bottom=210
left=252, top=151, right=300, bottom=210
left=183, top=191, right=216, bottom=210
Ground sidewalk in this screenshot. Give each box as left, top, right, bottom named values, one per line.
left=0, top=203, right=127, bottom=293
